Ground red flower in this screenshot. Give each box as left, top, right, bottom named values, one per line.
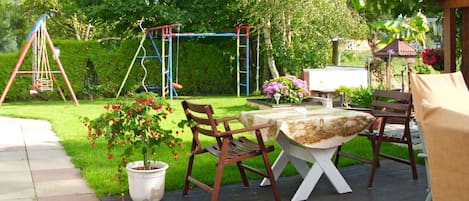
left=153, top=106, right=162, bottom=110
left=112, top=105, right=121, bottom=110
left=137, top=98, right=155, bottom=105
left=422, top=48, right=443, bottom=66
left=104, top=105, right=110, bottom=110
left=108, top=154, right=113, bottom=160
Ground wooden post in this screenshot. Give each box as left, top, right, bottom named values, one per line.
left=386, top=58, right=392, bottom=89
left=443, top=8, right=457, bottom=73
left=332, top=39, right=340, bottom=66
left=406, top=58, right=416, bottom=92
left=461, top=8, right=469, bottom=87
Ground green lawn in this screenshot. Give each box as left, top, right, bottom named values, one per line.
left=0, top=96, right=422, bottom=196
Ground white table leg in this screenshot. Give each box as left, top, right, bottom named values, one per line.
left=309, top=148, right=352, bottom=194
left=291, top=162, right=324, bottom=201
left=261, top=132, right=352, bottom=200
left=260, top=150, right=290, bottom=186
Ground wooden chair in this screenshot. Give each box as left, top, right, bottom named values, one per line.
left=335, top=90, right=418, bottom=188
left=181, top=100, right=281, bottom=201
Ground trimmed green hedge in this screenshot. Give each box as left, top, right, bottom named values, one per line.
left=0, top=38, right=244, bottom=102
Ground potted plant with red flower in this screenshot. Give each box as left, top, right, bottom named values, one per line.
left=422, top=48, right=444, bottom=71
left=81, top=92, right=183, bottom=201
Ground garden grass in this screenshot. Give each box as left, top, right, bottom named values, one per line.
left=0, top=96, right=422, bottom=196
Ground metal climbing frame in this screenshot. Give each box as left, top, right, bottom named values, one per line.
left=145, top=24, right=251, bottom=99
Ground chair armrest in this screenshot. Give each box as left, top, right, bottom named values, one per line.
left=215, top=116, right=238, bottom=124
left=217, top=123, right=273, bottom=137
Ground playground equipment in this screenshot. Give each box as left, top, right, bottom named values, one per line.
left=116, top=21, right=252, bottom=100
left=0, top=12, right=79, bottom=106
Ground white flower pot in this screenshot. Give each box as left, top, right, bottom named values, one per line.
left=126, top=160, right=169, bottom=201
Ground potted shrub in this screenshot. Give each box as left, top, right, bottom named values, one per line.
left=81, top=92, right=183, bottom=201
left=262, top=75, right=310, bottom=104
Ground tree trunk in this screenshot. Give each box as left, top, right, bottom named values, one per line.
left=84, top=24, right=92, bottom=41
left=72, top=14, right=81, bottom=40
left=281, top=11, right=292, bottom=74
left=263, top=19, right=280, bottom=78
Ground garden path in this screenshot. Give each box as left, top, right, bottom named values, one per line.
left=0, top=117, right=98, bottom=201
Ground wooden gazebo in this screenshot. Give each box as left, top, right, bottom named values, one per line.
left=373, top=39, right=417, bottom=90
left=439, top=0, right=469, bottom=87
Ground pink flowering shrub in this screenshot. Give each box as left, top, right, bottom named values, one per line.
left=422, top=48, right=443, bottom=71
left=262, top=76, right=310, bottom=103
left=81, top=93, right=183, bottom=174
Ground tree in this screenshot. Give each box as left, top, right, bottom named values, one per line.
left=371, top=12, right=431, bottom=48
left=350, top=0, right=440, bottom=19
left=351, top=0, right=441, bottom=51
left=80, top=0, right=183, bottom=39
left=241, top=0, right=368, bottom=78
left=0, top=1, right=17, bottom=52
left=0, top=0, right=24, bottom=52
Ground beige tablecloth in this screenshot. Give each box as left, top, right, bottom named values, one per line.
left=239, top=106, right=375, bottom=149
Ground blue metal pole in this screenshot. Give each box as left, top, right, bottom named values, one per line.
left=148, top=34, right=162, bottom=63
left=245, top=36, right=250, bottom=96
left=174, top=33, right=246, bottom=37
left=27, top=14, right=49, bottom=40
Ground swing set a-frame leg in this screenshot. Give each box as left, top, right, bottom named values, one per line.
left=0, top=34, right=35, bottom=106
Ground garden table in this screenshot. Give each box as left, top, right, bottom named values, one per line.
left=239, top=106, right=375, bottom=201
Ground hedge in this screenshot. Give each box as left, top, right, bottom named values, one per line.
left=0, top=38, right=251, bottom=102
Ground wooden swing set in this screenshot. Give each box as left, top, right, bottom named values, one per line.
left=0, top=13, right=78, bottom=106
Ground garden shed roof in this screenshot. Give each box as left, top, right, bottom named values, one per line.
left=373, top=39, right=417, bottom=58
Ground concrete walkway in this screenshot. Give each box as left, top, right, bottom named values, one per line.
left=0, top=117, right=98, bottom=201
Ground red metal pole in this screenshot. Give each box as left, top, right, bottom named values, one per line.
left=0, top=33, right=36, bottom=106
left=145, top=24, right=180, bottom=34
left=45, top=31, right=80, bottom=106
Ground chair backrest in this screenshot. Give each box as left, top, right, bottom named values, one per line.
left=371, top=90, right=413, bottom=124
left=181, top=100, right=221, bottom=137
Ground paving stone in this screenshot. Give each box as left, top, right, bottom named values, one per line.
left=35, top=178, right=95, bottom=197
left=32, top=168, right=83, bottom=182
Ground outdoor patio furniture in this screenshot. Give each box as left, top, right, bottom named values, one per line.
left=239, top=106, right=374, bottom=200
left=334, top=90, right=418, bottom=188
left=410, top=72, right=469, bottom=201
left=180, top=100, right=281, bottom=201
